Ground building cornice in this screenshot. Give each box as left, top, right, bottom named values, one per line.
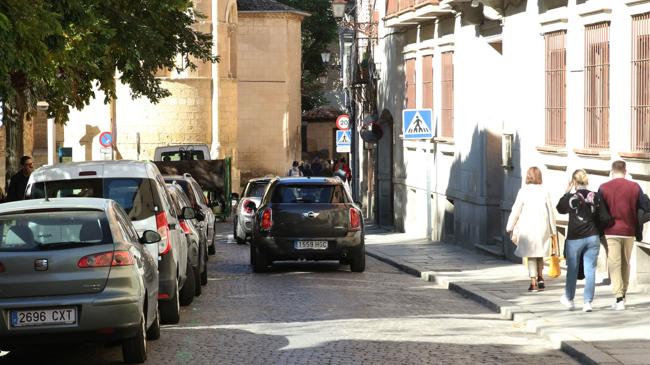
left=238, top=11, right=309, bottom=21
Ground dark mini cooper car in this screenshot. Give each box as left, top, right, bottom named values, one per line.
left=248, top=177, right=365, bottom=273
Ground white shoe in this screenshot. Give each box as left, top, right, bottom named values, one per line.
left=611, top=300, right=626, bottom=311
left=560, top=295, right=575, bottom=310
left=582, top=302, right=592, bottom=312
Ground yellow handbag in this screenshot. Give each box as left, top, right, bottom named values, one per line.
left=546, top=234, right=561, bottom=278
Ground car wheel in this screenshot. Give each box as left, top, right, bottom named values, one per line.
left=193, top=266, right=202, bottom=296
left=146, top=307, right=161, bottom=341
left=200, top=246, right=208, bottom=286
left=250, top=243, right=269, bottom=273
left=159, top=281, right=180, bottom=325
left=122, top=313, right=147, bottom=364
left=179, top=261, right=195, bottom=306
left=350, top=246, right=366, bottom=273
left=234, top=221, right=246, bottom=245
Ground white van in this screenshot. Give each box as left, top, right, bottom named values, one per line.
left=154, top=144, right=211, bottom=161
left=26, top=160, right=192, bottom=324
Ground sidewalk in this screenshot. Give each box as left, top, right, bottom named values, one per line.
left=364, top=226, right=650, bottom=365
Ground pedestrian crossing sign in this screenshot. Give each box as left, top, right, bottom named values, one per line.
left=402, top=109, right=433, bottom=139
left=336, top=130, right=351, bottom=153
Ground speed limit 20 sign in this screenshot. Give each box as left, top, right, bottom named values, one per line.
left=336, top=114, right=350, bottom=131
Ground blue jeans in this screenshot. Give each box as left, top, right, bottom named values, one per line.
left=564, top=235, right=600, bottom=303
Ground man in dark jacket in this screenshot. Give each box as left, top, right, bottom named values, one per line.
left=6, top=156, right=34, bottom=202
left=598, top=160, right=642, bottom=311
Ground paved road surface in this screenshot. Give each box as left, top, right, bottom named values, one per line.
left=1, top=223, right=577, bottom=365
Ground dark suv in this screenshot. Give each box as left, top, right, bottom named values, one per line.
left=164, top=174, right=216, bottom=255
left=248, top=177, right=365, bottom=273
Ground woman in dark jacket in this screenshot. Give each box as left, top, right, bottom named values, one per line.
left=556, top=169, right=601, bottom=312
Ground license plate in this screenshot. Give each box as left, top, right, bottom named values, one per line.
left=295, top=240, right=328, bottom=250
left=10, top=307, right=77, bottom=328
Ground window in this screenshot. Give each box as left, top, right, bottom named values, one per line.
left=0, top=211, right=111, bottom=251
left=441, top=52, right=454, bottom=138
left=544, top=31, right=566, bottom=146
left=584, top=22, right=610, bottom=149
left=422, top=55, right=434, bottom=110
left=405, top=58, right=416, bottom=109
left=632, top=13, right=650, bottom=152
left=272, top=185, right=338, bottom=204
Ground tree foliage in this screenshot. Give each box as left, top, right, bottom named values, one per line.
left=0, top=0, right=217, bottom=180
left=276, top=0, right=338, bottom=111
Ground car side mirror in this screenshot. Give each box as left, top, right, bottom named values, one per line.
left=354, top=201, right=363, bottom=209
left=140, top=230, right=161, bottom=244
left=231, top=192, right=240, bottom=201
left=194, top=209, right=206, bottom=222
left=245, top=201, right=257, bottom=211
left=181, top=206, right=196, bottom=220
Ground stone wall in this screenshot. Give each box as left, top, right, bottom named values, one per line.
left=237, top=13, right=304, bottom=185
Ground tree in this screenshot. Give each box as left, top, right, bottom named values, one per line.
left=0, top=0, right=217, bottom=185
left=276, top=0, right=338, bottom=112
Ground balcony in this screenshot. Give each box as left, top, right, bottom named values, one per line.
left=385, top=0, right=452, bottom=28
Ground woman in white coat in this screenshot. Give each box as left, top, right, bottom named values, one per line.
left=506, top=166, right=558, bottom=292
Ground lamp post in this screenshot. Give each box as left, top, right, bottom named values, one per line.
left=320, top=51, right=332, bottom=64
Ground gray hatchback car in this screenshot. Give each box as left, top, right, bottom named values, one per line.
left=0, top=198, right=161, bottom=364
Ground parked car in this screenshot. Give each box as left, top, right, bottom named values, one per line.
left=234, top=177, right=273, bottom=244
left=0, top=198, right=161, bottom=364
left=25, top=160, right=192, bottom=324
left=166, top=184, right=207, bottom=295
left=163, top=174, right=216, bottom=254
left=248, top=177, right=365, bottom=273
left=154, top=144, right=211, bottom=161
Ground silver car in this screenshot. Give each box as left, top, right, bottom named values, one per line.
left=234, top=178, right=273, bottom=244
left=0, top=198, right=161, bottom=364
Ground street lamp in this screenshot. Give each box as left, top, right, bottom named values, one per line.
left=331, top=0, right=347, bottom=18
left=321, top=51, right=331, bottom=64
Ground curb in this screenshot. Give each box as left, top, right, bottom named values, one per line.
left=366, top=248, right=620, bottom=365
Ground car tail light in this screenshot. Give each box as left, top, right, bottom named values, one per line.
left=78, top=251, right=134, bottom=268
left=349, top=208, right=361, bottom=231
left=179, top=220, right=191, bottom=234
left=156, top=211, right=172, bottom=255
left=242, top=199, right=253, bottom=214
left=158, top=293, right=170, bottom=299
left=260, top=208, right=272, bottom=230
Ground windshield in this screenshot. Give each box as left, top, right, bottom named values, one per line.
left=29, top=178, right=160, bottom=221
left=271, top=185, right=347, bottom=204
left=245, top=182, right=268, bottom=198
left=160, top=150, right=205, bottom=161
left=0, top=211, right=112, bottom=251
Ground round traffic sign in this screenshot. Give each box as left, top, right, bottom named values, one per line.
left=336, top=114, right=350, bottom=131
left=99, top=131, right=113, bottom=147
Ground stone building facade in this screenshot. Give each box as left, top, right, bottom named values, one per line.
left=351, top=0, right=650, bottom=288
left=236, top=0, right=307, bottom=181
left=10, top=0, right=306, bottom=192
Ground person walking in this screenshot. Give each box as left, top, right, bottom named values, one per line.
left=598, top=160, right=643, bottom=311
left=287, top=161, right=303, bottom=177
left=6, top=156, right=34, bottom=202
left=506, top=167, right=557, bottom=292
left=556, top=169, right=601, bottom=312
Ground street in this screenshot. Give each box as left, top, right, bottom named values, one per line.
left=0, top=223, right=577, bottom=365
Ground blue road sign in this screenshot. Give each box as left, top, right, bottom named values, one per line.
left=336, top=130, right=351, bottom=146
left=99, top=131, right=113, bottom=147
left=402, top=109, right=433, bottom=139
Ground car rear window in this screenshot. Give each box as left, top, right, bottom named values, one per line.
left=271, top=185, right=347, bottom=204
left=164, top=179, right=197, bottom=206
left=245, top=182, right=268, bottom=198
left=0, top=211, right=112, bottom=251
left=29, top=178, right=161, bottom=221
left=160, top=150, right=205, bottom=161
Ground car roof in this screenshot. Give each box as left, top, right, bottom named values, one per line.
left=30, top=160, right=158, bottom=181
left=275, top=177, right=342, bottom=185
left=247, top=177, right=274, bottom=184
left=0, top=198, right=112, bottom=214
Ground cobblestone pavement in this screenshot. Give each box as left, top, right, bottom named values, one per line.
left=1, top=223, right=577, bottom=365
